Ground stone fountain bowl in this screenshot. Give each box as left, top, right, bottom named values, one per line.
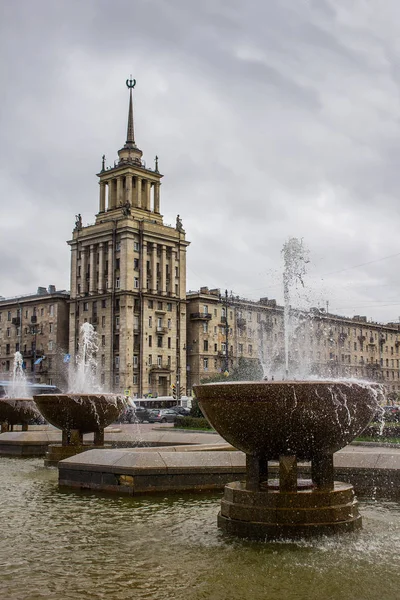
left=33, top=394, right=126, bottom=434
left=194, top=380, right=382, bottom=460
left=0, top=398, right=41, bottom=426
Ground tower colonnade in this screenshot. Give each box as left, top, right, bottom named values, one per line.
left=99, top=177, right=160, bottom=213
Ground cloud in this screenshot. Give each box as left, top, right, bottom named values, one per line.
left=1, top=0, right=400, bottom=322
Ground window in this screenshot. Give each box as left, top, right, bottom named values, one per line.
left=115, top=356, right=120, bottom=368
left=115, top=258, right=120, bottom=270
left=116, top=241, right=121, bottom=251
left=148, top=335, right=152, bottom=348
left=133, top=374, right=138, bottom=384
left=149, top=316, right=152, bottom=327
left=203, top=322, right=208, bottom=333
left=167, top=303, right=172, bottom=311
left=175, top=267, right=179, bottom=277
left=134, top=241, right=139, bottom=251
left=214, top=343, right=217, bottom=352
left=115, top=316, right=120, bottom=330
left=49, top=304, right=54, bottom=316
left=167, top=318, right=171, bottom=329
left=115, top=277, right=120, bottom=289
left=148, top=300, right=153, bottom=309
left=221, top=342, right=226, bottom=352
left=157, top=336, right=162, bottom=348
left=203, top=340, right=208, bottom=351
left=157, top=355, right=162, bottom=367
left=134, top=277, right=139, bottom=289
left=158, top=301, right=163, bottom=310
left=157, top=317, right=162, bottom=329
left=248, top=344, right=253, bottom=355
left=41, top=308, right=44, bottom=316
left=83, top=302, right=88, bottom=311
left=102, top=335, right=106, bottom=347
left=133, top=355, right=138, bottom=367
left=148, top=355, right=152, bottom=366
left=203, top=358, right=208, bottom=371
left=102, top=299, right=107, bottom=308
left=7, top=311, right=11, bottom=321
left=6, top=328, right=10, bottom=337
left=203, top=305, right=208, bottom=315
left=115, top=375, right=120, bottom=386
left=101, top=355, right=105, bottom=367
left=168, top=337, right=171, bottom=349
left=48, top=341, right=53, bottom=351
left=175, top=284, right=178, bottom=295
left=101, top=373, right=105, bottom=385
left=102, top=316, right=106, bottom=327
left=6, top=344, right=10, bottom=355
left=49, top=323, right=53, bottom=333
left=134, top=258, right=139, bottom=270
left=239, top=344, right=243, bottom=354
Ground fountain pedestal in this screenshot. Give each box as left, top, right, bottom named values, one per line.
left=195, top=380, right=381, bottom=539
left=218, top=479, right=361, bottom=540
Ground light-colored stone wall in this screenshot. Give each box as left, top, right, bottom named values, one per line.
left=187, top=289, right=400, bottom=395
left=0, top=290, right=70, bottom=389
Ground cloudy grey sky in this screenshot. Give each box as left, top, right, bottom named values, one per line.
left=1, top=0, right=400, bottom=323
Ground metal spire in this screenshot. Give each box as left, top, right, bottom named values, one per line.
left=125, top=76, right=136, bottom=146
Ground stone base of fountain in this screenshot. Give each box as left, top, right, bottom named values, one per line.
left=218, top=479, right=361, bottom=540
left=44, top=442, right=112, bottom=467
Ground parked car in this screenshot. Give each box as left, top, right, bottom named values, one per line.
left=116, top=406, right=151, bottom=424
left=171, top=406, right=191, bottom=416
left=148, top=409, right=178, bottom=424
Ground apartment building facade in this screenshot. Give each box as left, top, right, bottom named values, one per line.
left=67, top=79, right=189, bottom=396
left=187, top=287, right=400, bottom=394
left=0, top=286, right=69, bottom=388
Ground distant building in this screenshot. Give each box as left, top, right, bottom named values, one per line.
left=0, top=285, right=69, bottom=388
left=67, top=79, right=189, bottom=396
left=187, top=287, right=400, bottom=395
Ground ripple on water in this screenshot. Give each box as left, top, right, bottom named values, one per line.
left=1, top=458, right=400, bottom=600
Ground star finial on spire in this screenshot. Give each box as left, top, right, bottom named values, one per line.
left=125, top=76, right=136, bottom=146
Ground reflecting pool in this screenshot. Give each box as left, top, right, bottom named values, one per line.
left=1, top=458, right=400, bottom=600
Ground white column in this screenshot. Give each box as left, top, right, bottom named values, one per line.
left=107, top=242, right=113, bottom=291
left=151, top=242, right=157, bottom=293
left=136, top=177, right=142, bottom=208
left=161, top=245, right=167, bottom=295
left=154, top=182, right=160, bottom=213
left=89, top=245, right=96, bottom=294
left=146, top=181, right=151, bottom=211
left=126, top=176, right=132, bottom=206
left=99, top=182, right=106, bottom=213
left=116, top=176, right=123, bottom=206
left=98, top=242, right=104, bottom=293
left=141, top=240, right=147, bottom=291
left=81, top=247, right=87, bottom=295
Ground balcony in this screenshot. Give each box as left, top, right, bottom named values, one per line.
left=156, top=326, right=169, bottom=334
left=261, top=319, right=273, bottom=332
left=31, top=316, right=37, bottom=324
left=12, top=317, right=21, bottom=326
left=190, top=312, right=212, bottom=320
left=237, top=317, right=246, bottom=329
left=149, top=363, right=171, bottom=373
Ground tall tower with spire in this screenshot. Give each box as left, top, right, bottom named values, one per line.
left=67, top=79, right=190, bottom=396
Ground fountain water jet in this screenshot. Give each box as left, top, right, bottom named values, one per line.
left=34, top=324, right=126, bottom=464
left=0, top=352, right=41, bottom=432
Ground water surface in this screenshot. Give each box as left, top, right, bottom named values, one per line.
left=1, top=458, right=399, bottom=600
